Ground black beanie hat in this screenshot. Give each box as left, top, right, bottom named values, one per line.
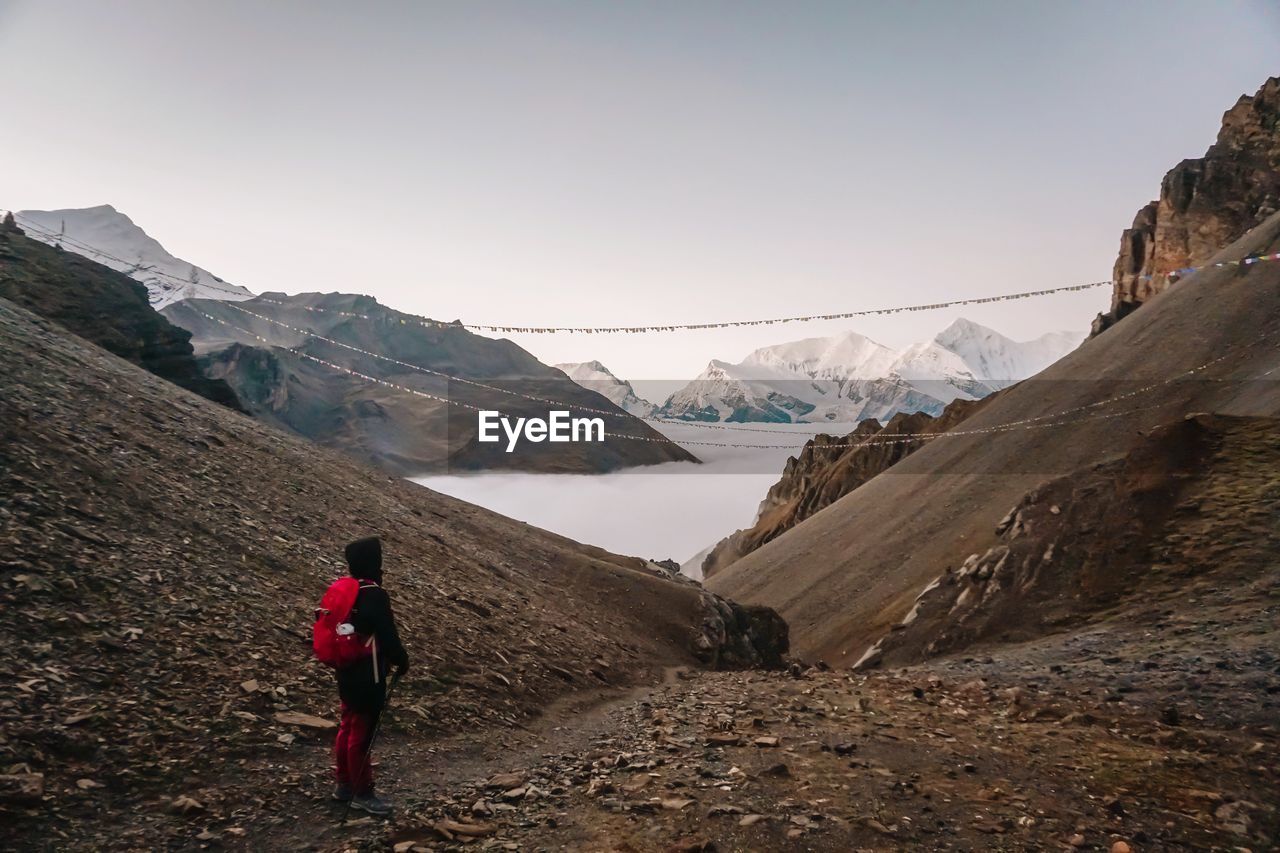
left=345, top=536, right=383, bottom=581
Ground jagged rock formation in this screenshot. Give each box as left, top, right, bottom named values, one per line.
left=701, top=397, right=988, bottom=579
left=857, top=414, right=1280, bottom=668
left=0, top=222, right=242, bottom=411
left=693, top=593, right=789, bottom=669
left=0, top=296, right=779, bottom=848
left=1096, top=76, right=1280, bottom=333
left=165, top=294, right=696, bottom=475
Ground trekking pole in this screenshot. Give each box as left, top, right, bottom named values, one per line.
left=341, top=670, right=404, bottom=824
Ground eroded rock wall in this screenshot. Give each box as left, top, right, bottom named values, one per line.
left=1097, top=77, right=1280, bottom=332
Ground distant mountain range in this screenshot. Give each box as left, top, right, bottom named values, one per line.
left=558, top=322, right=1084, bottom=426
left=656, top=320, right=1083, bottom=423
left=12, top=204, right=691, bottom=474
left=15, top=205, right=253, bottom=308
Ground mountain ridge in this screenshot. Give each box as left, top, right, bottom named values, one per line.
left=0, top=218, right=242, bottom=411
left=15, top=205, right=254, bottom=308
left=698, top=394, right=991, bottom=580
left=11, top=204, right=691, bottom=475
left=658, top=319, right=1083, bottom=424
left=166, top=294, right=696, bottom=475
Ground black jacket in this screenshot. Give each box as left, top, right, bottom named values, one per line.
left=335, top=580, right=409, bottom=713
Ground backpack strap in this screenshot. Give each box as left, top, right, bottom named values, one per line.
left=355, top=580, right=381, bottom=682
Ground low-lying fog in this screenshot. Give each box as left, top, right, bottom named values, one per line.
left=412, top=421, right=855, bottom=579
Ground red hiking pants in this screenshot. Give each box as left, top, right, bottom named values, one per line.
left=334, top=703, right=375, bottom=795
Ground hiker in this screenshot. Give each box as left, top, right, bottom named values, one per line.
left=330, top=536, right=409, bottom=815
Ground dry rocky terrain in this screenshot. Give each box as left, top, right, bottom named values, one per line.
left=711, top=77, right=1280, bottom=664
left=4, top=77, right=1279, bottom=853
left=330, top=582, right=1278, bottom=851
left=10, top=261, right=1275, bottom=850
left=323, top=412, right=1279, bottom=852
left=0, top=299, right=779, bottom=851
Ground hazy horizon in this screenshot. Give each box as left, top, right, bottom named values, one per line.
left=3, top=1, right=1277, bottom=380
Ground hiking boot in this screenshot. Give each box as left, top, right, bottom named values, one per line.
left=332, top=784, right=352, bottom=802
left=350, top=792, right=392, bottom=816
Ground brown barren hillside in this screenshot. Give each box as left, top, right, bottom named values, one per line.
left=0, top=299, right=781, bottom=850
left=862, top=413, right=1280, bottom=668
left=709, top=209, right=1280, bottom=663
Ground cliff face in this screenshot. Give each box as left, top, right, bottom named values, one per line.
left=0, top=217, right=242, bottom=410
left=701, top=396, right=988, bottom=579
left=1097, top=77, right=1280, bottom=332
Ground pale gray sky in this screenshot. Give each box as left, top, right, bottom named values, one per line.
left=2, top=1, right=1277, bottom=384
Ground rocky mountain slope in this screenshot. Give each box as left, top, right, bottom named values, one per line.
left=370, top=611, right=1278, bottom=851
left=1095, top=76, right=1280, bottom=332
left=335, top=439, right=1278, bottom=850
left=699, top=396, right=989, bottom=579
left=709, top=208, right=1280, bottom=664
left=164, top=294, right=695, bottom=475
left=0, top=216, right=241, bottom=411
left=856, top=412, right=1280, bottom=669
left=554, top=360, right=656, bottom=417
left=0, top=296, right=782, bottom=850
left=659, top=320, right=1082, bottom=423
left=14, top=205, right=253, bottom=308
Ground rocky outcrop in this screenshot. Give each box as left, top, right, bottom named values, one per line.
left=701, top=396, right=989, bottom=578
left=693, top=592, right=789, bottom=669
left=1095, top=77, right=1280, bottom=333
left=859, top=414, right=1280, bottom=668
left=0, top=223, right=242, bottom=410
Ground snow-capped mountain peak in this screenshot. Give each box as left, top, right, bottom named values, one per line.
left=934, top=318, right=1085, bottom=385
left=14, top=205, right=253, bottom=309
left=554, top=360, right=656, bottom=417
left=743, top=330, right=897, bottom=381
left=658, top=318, right=1085, bottom=424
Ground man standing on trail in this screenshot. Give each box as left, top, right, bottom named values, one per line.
left=332, top=536, right=409, bottom=816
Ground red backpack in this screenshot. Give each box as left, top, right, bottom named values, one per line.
left=313, top=577, right=375, bottom=669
